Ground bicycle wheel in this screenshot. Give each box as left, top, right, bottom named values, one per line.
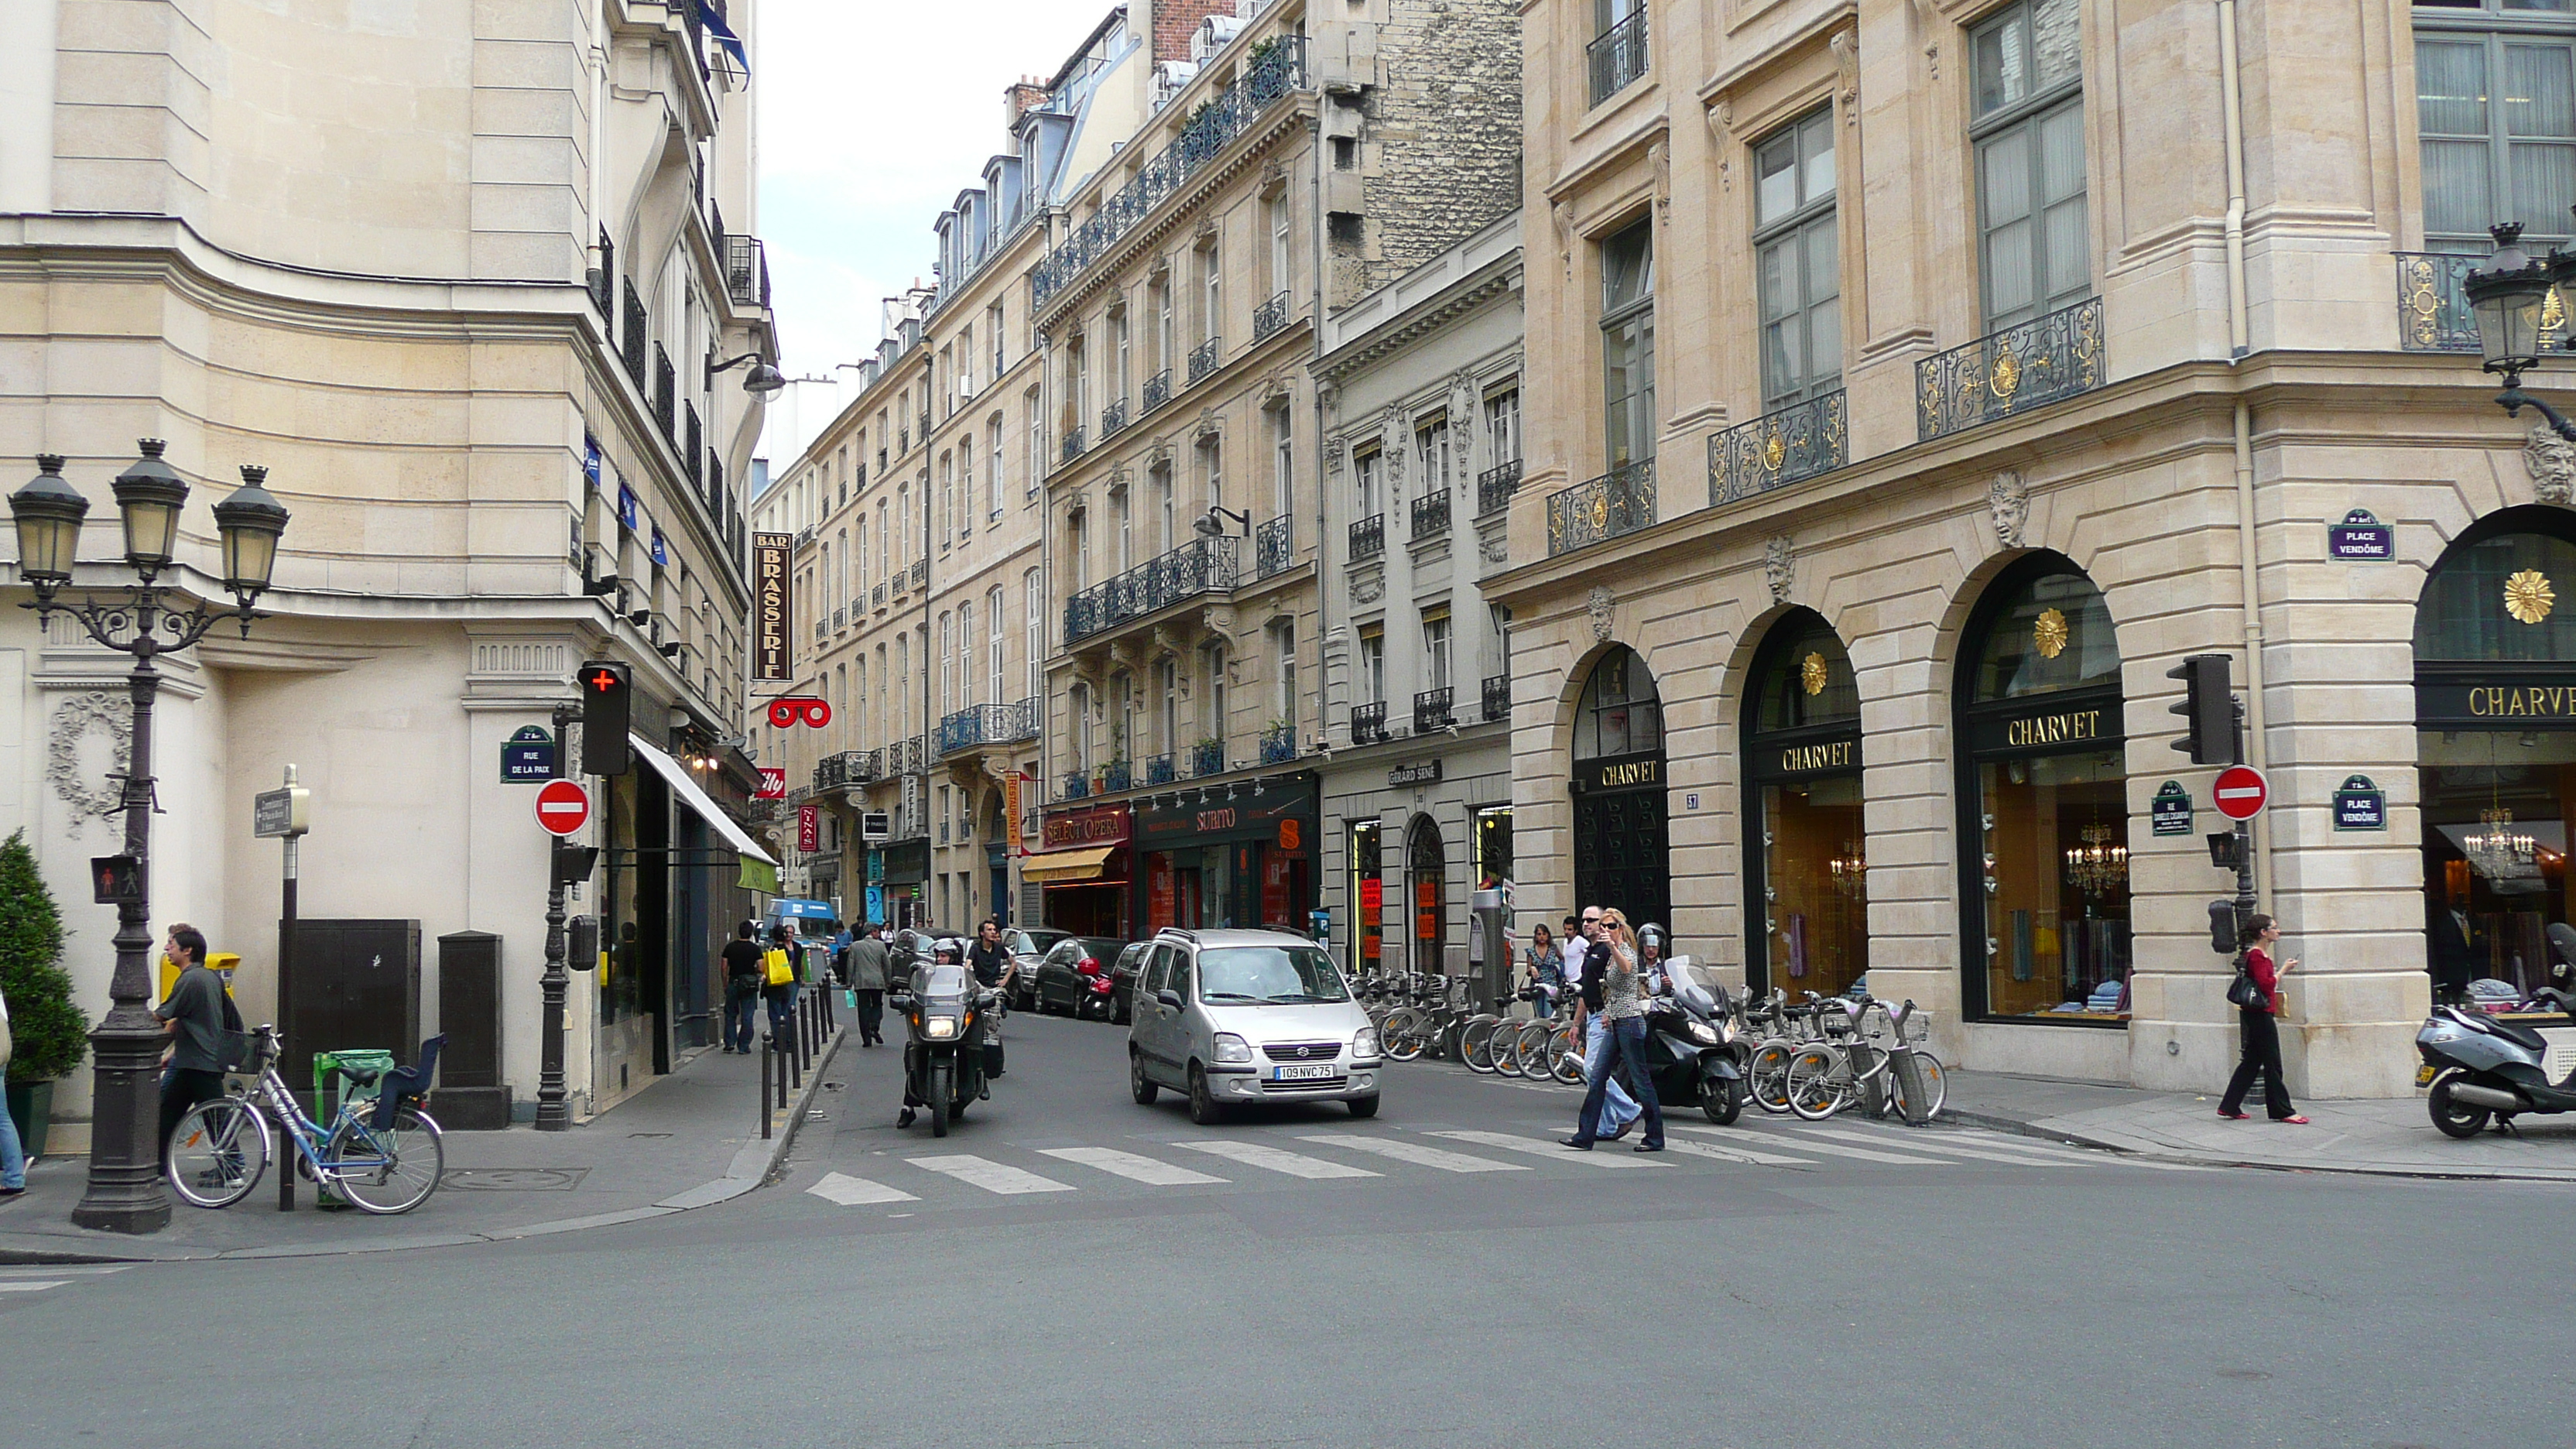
left=1461, top=1016, right=1500, bottom=1074
left=320, top=1104, right=445, bottom=1214
left=1747, top=1042, right=1797, bottom=1115
left=1381, top=1008, right=1428, bottom=1063
left=1517, top=1020, right=1558, bottom=1078
left=1906, top=1051, right=1948, bottom=1120
left=166, top=1098, right=270, bottom=1209
left=1784, top=1047, right=1848, bottom=1122
left=1547, top=1024, right=1587, bottom=1084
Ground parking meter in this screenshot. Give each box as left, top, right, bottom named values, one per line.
left=1469, top=887, right=1509, bottom=1010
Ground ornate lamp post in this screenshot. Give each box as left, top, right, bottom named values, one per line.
left=9, top=442, right=289, bottom=1234
left=2464, top=220, right=2576, bottom=439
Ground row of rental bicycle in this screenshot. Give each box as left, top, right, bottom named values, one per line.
left=1352, top=970, right=1949, bottom=1126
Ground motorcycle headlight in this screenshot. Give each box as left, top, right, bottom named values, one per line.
left=1352, top=1027, right=1381, bottom=1060
left=923, top=1016, right=958, bottom=1040
left=1686, top=1021, right=1720, bottom=1046
left=1212, top=1033, right=1253, bottom=1064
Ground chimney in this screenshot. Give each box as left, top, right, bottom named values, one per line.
left=1153, top=0, right=1240, bottom=64
left=1007, top=75, right=1050, bottom=124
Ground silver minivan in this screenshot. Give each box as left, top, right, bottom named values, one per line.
left=1126, top=928, right=1382, bottom=1124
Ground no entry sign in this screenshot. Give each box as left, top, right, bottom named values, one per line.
left=2212, top=765, right=2269, bottom=821
left=534, top=778, right=592, bottom=836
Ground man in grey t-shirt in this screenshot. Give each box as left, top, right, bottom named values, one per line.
left=153, top=925, right=230, bottom=1163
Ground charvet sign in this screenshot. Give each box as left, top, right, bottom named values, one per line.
left=1040, top=802, right=1130, bottom=850
left=1572, top=752, right=1662, bottom=796
left=1966, top=690, right=2125, bottom=755
left=2415, top=673, right=2576, bottom=727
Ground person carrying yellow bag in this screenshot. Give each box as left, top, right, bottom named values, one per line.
left=759, top=924, right=799, bottom=1047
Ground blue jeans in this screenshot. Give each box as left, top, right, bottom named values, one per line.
left=724, top=978, right=760, bottom=1051
left=1576, top=1016, right=1661, bottom=1145
left=0, top=1089, right=25, bottom=1189
left=765, top=984, right=797, bottom=1044
left=1582, top=1017, right=1640, bottom=1132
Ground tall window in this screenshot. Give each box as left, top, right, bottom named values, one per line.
left=1355, top=447, right=1382, bottom=518
left=1114, top=308, right=1132, bottom=405
left=1200, top=435, right=1224, bottom=516
left=1268, top=197, right=1292, bottom=297
left=1153, top=275, right=1174, bottom=372
left=1358, top=626, right=1386, bottom=705
left=1200, top=242, right=1222, bottom=343
left=1600, top=219, right=1656, bottom=468
left=939, top=453, right=955, bottom=551
left=1423, top=609, right=1452, bottom=692
left=1158, top=658, right=1180, bottom=754
left=939, top=611, right=954, bottom=714
left=988, top=586, right=1006, bottom=705
left=958, top=444, right=973, bottom=536
left=988, top=302, right=1005, bottom=378
left=1113, top=670, right=1135, bottom=762
left=857, top=517, right=869, bottom=592
left=1201, top=642, right=1227, bottom=740
left=1414, top=415, right=1450, bottom=495
left=2417, top=1, right=2576, bottom=252
left=1271, top=619, right=1299, bottom=731
left=1024, top=569, right=1043, bottom=700
left=1971, top=0, right=2088, bottom=331
left=957, top=599, right=976, bottom=706
left=1065, top=337, right=1088, bottom=435
left=896, top=484, right=909, bottom=563
left=1155, top=461, right=1177, bottom=553
left=1025, top=387, right=1044, bottom=494
left=957, top=324, right=973, bottom=397
left=876, top=500, right=889, bottom=575
left=1112, top=483, right=1134, bottom=571
left=1271, top=403, right=1294, bottom=519
left=988, top=416, right=1005, bottom=518
left=856, top=656, right=870, bottom=742
left=1753, top=108, right=1841, bottom=409
left=1068, top=509, right=1088, bottom=590
left=1069, top=683, right=1091, bottom=770
left=1485, top=388, right=1520, bottom=463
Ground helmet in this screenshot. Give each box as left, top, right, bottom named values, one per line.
left=1638, top=923, right=1667, bottom=950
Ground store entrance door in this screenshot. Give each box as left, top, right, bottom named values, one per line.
left=1570, top=646, right=1670, bottom=930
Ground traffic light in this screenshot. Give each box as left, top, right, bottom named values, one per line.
left=577, top=659, right=632, bottom=776
left=2167, top=653, right=2237, bottom=765
left=567, top=914, right=600, bottom=971
left=2207, top=899, right=2239, bottom=954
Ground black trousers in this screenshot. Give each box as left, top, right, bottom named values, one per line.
left=2220, top=1007, right=2295, bottom=1119
left=157, top=1067, right=228, bottom=1163
left=853, top=988, right=885, bottom=1043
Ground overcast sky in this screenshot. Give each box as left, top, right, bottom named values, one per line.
left=755, top=1, right=1108, bottom=457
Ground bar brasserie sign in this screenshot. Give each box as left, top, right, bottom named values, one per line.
left=753, top=531, right=792, bottom=682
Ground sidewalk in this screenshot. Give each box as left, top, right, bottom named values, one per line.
left=0, top=1026, right=844, bottom=1264
left=1947, top=1069, right=2576, bottom=1182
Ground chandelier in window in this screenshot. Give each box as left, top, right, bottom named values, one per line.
left=2465, top=805, right=2538, bottom=872
left=2062, top=824, right=2129, bottom=896
left=1828, top=842, right=1866, bottom=899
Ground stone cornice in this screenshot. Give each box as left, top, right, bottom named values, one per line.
left=1316, top=266, right=1520, bottom=382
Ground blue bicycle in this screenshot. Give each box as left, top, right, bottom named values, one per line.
left=166, top=1026, right=447, bottom=1214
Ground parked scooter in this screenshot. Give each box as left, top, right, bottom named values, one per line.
left=890, top=961, right=1000, bottom=1138
left=1636, top=966, right=1747, bottom=1125
left=2416, top=980, right=2576, bottom=1138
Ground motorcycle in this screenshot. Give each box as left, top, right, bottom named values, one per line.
left=1636, top=968, right=1747, bottom=1125
left=890, top=961, right=1001, bottom=1138
left=1075, top=955, right=1118, bottom=1020
left=2416, top=981, right=2576, bottom=1139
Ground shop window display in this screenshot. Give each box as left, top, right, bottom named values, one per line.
left=1742, top=611, right=1866, bottom=999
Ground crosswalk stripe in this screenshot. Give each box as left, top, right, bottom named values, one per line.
left=907, top=1154, right=1077, bottom=1195
left=1297, top=1133, right=1528, bottom=1173
left=1798, top=1125, right=2102, bottom=1169
left=1175, top=1140, right=1380, bottom=1180
left=0, top=1281, right=68, bottom=1293
left=1036, top=1146, right=1228, bottom=1185
left=807, top=1171, right=919, bottom=1206
left=1675, top=1123, right=1949, bottom=1166
left=1427, top=1129, right=1669, bottom=1167
left=1655, top=1134, right=1818, bottom=1166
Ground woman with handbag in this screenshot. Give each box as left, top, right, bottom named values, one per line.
left=2219, top=913, right=2307, bottom=1123
left=1524, top=924, right=1563, bottom=1019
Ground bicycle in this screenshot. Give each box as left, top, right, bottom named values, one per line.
left=166, top=1026, right=447, bottom=1215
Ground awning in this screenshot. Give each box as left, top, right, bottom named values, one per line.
left=630, top=733, right=782, bottom=892
left=1019, top=844, right=1117, bottom=884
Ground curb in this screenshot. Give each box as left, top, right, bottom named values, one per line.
left=0, top=1026, right=851, bottom=1266
left=1943, top=1105, right=2576, bottom=1184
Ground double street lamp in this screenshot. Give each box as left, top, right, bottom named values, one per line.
left=2463, top=219, right=2576, bottom=438
left=9, top=441, right=289, bottom=1234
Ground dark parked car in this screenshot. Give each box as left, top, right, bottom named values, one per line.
left=1033, top=936, right=1129, bottom=1019
left=1003, top=927, right=1072, bottom=1011
left=1106, top=940, right=1153, bottom=1024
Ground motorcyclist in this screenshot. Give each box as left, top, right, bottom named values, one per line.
left=896, top=936, right=974, bottom=1129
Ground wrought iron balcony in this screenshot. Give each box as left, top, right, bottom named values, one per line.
left=1260, top=723, right=1297, bottom=764
left=937, top=700, right=1038, bottom=755
left=1477, top=457, right=1521, bottom=516
left=1546, top=458, right=1656, bottom=556
left=1916, top=296, right=2105, bottom=442
left=592, top=228, right=615, bottom=314
left=2393, top=251, right=2561, bottom=352
left=1062, top=535, right=1241, bottom=644
left=1410, top=488, right=1451, bottom=542
left=1413, top=687, right=1453, bottom=735
left=1189, top=335, right=1222, bottom=384
left=1142, top=368, right=1172, bottom=412
left=1588, top=9, right=1649, bottom=108
left=1030, top=36, right=1310, bottom=308
left=1482, top=673, right=1510, bottom=723
left=1711, top=390, right=1848, bottom=508
left=684, top=402, right=702, bottom=488
left=1060, top=772, right=1090, bottom=801
left=1101, top=759, right=1132, bottom=793
left=1254, top=290, right=1290, bottom=343
left=1061, top=426, right=1085, bottom=464
left=872, top=581, right=886, bottom=608
left=1144, top=753, right=1176, bottom=786
left=653, top=343, right=677, bottom=440
left=848, top=748, right=885, bottom=785
left=1192, top=740, right=1225, bottom=778
left=724, top=234, right=772, bottom=309
left=1256, top=514, right=1293, bottom=577
left=1350, top=701, right=1387, bottom=745
left=1350, top=513, right=1385, bottom=562
left=909, top=559, right=927, bottom=591
left=621, top=279, right=647, bottom=390
left=1101, top=397, right=1129, bottom=439
left=832, top=607, right=845, bottom=632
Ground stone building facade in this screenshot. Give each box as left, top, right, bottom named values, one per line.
left=2, top=2, right=773, bottom=1134
left=1499, top=0, right=2575, bottom=1098
left=1027, top=0, right=1524, bottom=939
left=1312, top=214, right=1524, bottom=988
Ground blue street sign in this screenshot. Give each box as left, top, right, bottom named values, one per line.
left=501, top=724, right=557, bottom=783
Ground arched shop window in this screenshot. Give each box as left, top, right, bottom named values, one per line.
left=1742, top=611, right=1865, bottom=999
left=2413, top=509, right=2576, bottom=1006
left=1406, top=815, right=1447, bottom=975
left=1954, top=556, right=2130, bottom=1024
left=1571, top=646, right=1671, bottom=932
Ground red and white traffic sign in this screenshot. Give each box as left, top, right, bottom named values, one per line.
left=2212, top=765, right=2269, bottom=821
left=534, top=778, right=592, bottom=836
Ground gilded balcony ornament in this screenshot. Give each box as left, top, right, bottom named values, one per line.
left=1990, top=344, right=2022, bottom=401
left=1801, top=651, right=1828, bottom=696
left=2033, top=606, right=2070, bottom=659
left=2506, top=569, right=2557, bottom=625
left=1763, top=431, right=1786, bottom=471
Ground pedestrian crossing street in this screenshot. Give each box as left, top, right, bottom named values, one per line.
left=800, top=1118, right=2188, bottom=1211
left=0, top=1264, right=141, bottom=1303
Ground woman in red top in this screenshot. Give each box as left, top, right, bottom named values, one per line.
left=2219, top=913, right=2307, bottom=1123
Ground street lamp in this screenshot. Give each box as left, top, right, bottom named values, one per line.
left=2464, top=220, right=2576, bottom=437
left=708, top=351, right=787, bottom=397
left=8, top=441, right=290, bottom=1235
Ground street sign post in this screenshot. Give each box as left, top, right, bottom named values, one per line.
left=256, top=765, right=312, bottom=1210
left=2212, top=765, right=2269, bottom=820
left=534, top=778, right=591, bottom=837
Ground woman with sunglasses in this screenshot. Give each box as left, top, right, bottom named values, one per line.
left=1562, top=908, right=1664, bottom=1152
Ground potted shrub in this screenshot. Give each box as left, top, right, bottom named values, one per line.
left=0, top=830, right=87, bottom=1159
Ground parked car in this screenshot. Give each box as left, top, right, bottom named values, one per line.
left=1002, top=927, right=1072, bottom=1010
left=1033, top=937, right=1129, bottom=1018
left=1107, top=940, right=1152, bottom=1024
left=1126, top=928, right=1382, bottom=1124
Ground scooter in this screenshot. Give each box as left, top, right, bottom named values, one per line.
left=2415, top=983, right=2576, bottom=1139
left=1637, top=968, right=1747, bottom=1125
left=890, top=961, right=1001, bottom=1138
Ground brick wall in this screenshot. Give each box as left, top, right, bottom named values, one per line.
left=1152, top=0, right=1243, bottom=63
left=1355, top=0, right=1525, bottom=288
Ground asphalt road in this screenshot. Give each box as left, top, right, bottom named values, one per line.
left=4, top=1009, right=2569, bottom=1449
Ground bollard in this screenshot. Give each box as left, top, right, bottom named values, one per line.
left=788, top=1004, right=803, bottom=1091
left=822, top=981, right=835, bottom=1034
left=760, top=1035, right=772, bottom=1139
left=276, top=1103, right=296, bottom=1212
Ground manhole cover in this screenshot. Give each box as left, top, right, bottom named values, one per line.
left=439, top=1168, right=590, bottom=1192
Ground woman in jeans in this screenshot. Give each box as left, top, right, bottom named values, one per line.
left=1524, top=924, right=1563, bottom=1019
left=1562, top=909, right=1664, bottom=1152
left=2219, top=913, right=2307, bottom=1124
